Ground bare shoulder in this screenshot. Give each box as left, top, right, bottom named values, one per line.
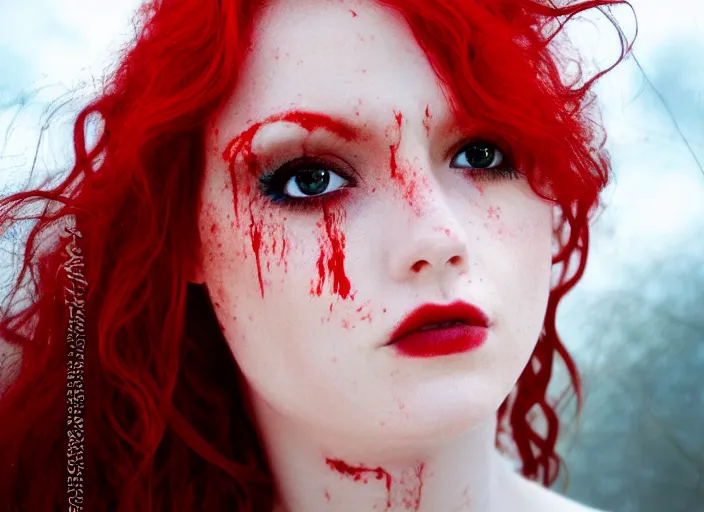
left=511, top=474, right=607, bottom=512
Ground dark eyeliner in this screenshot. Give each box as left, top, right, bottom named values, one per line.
left=450, top=139, right=521, bottom=181
left=258, top=156, right=356, bottom=205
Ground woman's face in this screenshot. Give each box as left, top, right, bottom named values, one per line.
left=198, top=0, right=553, bottom=445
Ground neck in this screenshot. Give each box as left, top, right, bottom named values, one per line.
left=252, top=398, right=518, bottom=512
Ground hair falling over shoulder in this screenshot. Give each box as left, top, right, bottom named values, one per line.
left=0, top=0, right=631, bottom=510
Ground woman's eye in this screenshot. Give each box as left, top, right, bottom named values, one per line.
left=451, top=140, right=505, bottom=169
left=258, top=157, right=354, bottom=204
left=284, top=168, right=349, bottom=198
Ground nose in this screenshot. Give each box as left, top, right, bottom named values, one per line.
left=387, top=203, right=471, bottom=283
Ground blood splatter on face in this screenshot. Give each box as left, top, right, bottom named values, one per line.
left=247, top=202, right=266, bottom=297
left=422, top=105, right=432, bottom=138
left=222, top=111, right=358, bottom=224
left=434, top=226, right=453, bottom=237
left=197, top=0, right=557, bottom=508
left=387, top=110, right=428, bottom=216
left=311, top=202, right=352, bottom=300
left=221, top=111, right=358, bottom=298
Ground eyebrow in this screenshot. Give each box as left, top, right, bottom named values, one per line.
left=222, top=109, right=365, bottom=164
left=269, top=110, right=362, bottom=141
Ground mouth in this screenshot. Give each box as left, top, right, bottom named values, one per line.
left=387, top=301, right=489, bottom=358
left=415, top=320, right=468, bottom=332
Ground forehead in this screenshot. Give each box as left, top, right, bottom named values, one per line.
left=223, top=0, right=448, bottom=124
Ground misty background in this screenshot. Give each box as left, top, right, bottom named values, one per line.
left=0, top=1, right=702, bottom=511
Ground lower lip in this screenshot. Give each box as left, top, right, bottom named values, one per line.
left=391, top=325, right=488, bottom=358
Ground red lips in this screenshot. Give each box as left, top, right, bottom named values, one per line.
left=387, top=301, right=489, bottom=358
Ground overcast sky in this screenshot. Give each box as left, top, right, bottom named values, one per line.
left=1, top=0, right=703, bottom=354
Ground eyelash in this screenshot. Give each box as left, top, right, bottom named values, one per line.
left=258, top=156, right=357, bottom=210
left=449, top=139, right=520, bottom=182
left=258, top=140, right=519, bottom=208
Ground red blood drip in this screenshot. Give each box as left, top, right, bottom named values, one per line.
left=324, top=204, right=351, bottom=298
left=423, top=105, right=432, bottom=138
left=389, top=111, right=403, bottom=179
left=222, top=111, right=357, bottom=296
left=410, top=463, right=425, bottom=510
left=248, top=203, right=265, bottom=298
left=325, top=459, right=425, bottom=511
left=223, top=123, right=260, bottom=228
left=312, top=203, right=351, bottom=299
left=326, top=458, right=392, bottom=510
left=281, top=234, right=288, bottom=273
left=223, top=110, right=359, bottom=227
left=350, top=9, right=358, bottom=17
left=388, top=110, right=423, bottom=215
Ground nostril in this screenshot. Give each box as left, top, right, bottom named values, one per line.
left=411, top=260, right=429, bottom=273
left=447, top=255, right=462, bottom=266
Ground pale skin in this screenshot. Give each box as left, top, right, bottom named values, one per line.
left=190, top=0, right=603, bottom=510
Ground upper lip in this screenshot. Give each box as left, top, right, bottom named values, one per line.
left=387, top=301, right=490, bottom=345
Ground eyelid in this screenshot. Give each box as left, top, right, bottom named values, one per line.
left=445, top=136, right=512, bottom=164
left=282, top=154, right=358, bottom=183
left=258, top=155, right=358, bottom=195
left=252, top=136, right=364, bottom=182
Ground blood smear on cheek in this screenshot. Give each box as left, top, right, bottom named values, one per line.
left=225, top=112, right=355, bottom=298
left=248, top=203, right=293, bottom=299
left=310, top=202, right=352, bottom=300
left=247, top=201, right=265, bottom=297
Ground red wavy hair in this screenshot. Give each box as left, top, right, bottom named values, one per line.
left=0, top=0, right=631, bottom=510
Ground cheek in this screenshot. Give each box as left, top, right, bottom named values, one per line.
left=481, top=186, right=553, bottom=253
left=479, top=196, right=553, bottom=301
left=200, top=198, right=293, bottom=300
left=503, top=204, right=554, bottom=331
left=199, top=167, right=359, bottom=319
left=512, top=211, right=553, bottom=287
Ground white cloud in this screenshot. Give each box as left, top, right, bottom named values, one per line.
left=0, top=0, right=141, bottom=97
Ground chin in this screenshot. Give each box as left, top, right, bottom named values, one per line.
left=369, top=380, right=507, bottom=449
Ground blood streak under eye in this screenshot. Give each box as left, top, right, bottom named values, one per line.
left=222, top=110, right=357, bottom=299
left=311, top=203, right=352, bottom=300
